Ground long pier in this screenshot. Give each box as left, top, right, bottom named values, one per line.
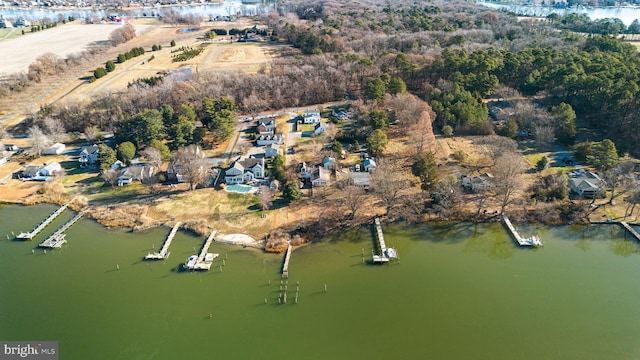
left=372, top=217, right=397, bottom=263
left=502, top=214, right=542, bottom=247
left=282, top=242, right=292, bottom=278
left=620, top=222, right=640, bottom=242
left=39, top=211, right=85, bottom=248
left=184, top=230, right=219, bottom=271
left=145, top=222, right=181, bottom=260
left=17, top=200, right=72, bottom=239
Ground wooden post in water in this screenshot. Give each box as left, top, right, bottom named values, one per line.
left=116, top=264, right=120, bottom=270
left=324, top=284, right=327, bottom=292
left=223, top=259, right=226, bottom=266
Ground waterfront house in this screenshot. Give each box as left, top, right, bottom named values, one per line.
left=569, top=169, right=603, bottom=197
left=461, top=173, right=493, bottom=193
left=225, top=157, right=265, bottom=185
left=79, top=145, right=99, bottom=167
left=117, top=165, right=155, bottom=186
left=44, top=142, right=66, bottom=155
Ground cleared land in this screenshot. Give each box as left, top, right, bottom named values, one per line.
left=0, top=23, right=153, bottom=75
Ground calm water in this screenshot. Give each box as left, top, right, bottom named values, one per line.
left=2, top=204, right=640, bottom=359
left=479, top=2, right=640, bottom=25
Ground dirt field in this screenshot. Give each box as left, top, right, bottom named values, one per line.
left=0, top=22, right=153, bottom=75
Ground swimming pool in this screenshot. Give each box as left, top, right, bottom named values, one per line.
left=225, top=184, right=253, bottom=193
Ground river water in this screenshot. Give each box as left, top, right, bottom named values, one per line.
left=479, top=1, right=640, bottom=25
left=2, top=203, right=640, bottom=359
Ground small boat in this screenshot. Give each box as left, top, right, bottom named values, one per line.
left=523, top=235, right=543, bottom=247
left=184, top=255, right=197, bottom=269
left=385, top=248, right=398, bottom=259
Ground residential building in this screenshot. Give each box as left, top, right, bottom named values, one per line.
left=322, top=156, right=336, bottom=170
left=79, top=145, right=99, bottom=167
left=314, top=123, right=326, bottom=136
left=44, top=143, right=66, bottom=155
left=363, top=158, right=376, bottom=172
left=256, top=133, right=284, bottom=146
left=264, top=144, right=280, bottom=158
left=461, top=173, right=493, bottom=192
left=257, top=119, right=276, bottom=135
left=311, top=166, right=331, bottom=187
left=117, top=165, right=155, bottom=186
left=569, top=169, right=603, bottom=197
left=331, top=109, right=349, bottom=120
left=225, top=157, right=265, bottom=185
left=302, top=111, right=321, bottom=124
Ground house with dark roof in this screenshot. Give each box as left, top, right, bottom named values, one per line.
left=257, top=119, right=276, bottom=135
left=79, top=145, right=99, bottom=167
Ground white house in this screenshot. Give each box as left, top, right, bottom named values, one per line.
left=322, top=156, right=336, bottom=170
left=302, top=111, right=321, bottom=124
left=311, top=166, right=331, bottom=187
left=117, top=165, right=155, bottom=186
left=44, top=143, right=66, bottom=155
left=257, top=119, right=276, bottom=135
left=314, top=123, right=326, bottom=136
left=79, top=145, right=99, bottom=167
left=39, top=162, right=61, bottom=177
left=225, top=157, right=265, bottom=185
left=363, top=158, right=376, bottom=172
left=299, top=162, right=312, bottom=179
left=256, top=133, right=284, bottom=146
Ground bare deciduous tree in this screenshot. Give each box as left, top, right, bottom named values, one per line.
left=172, top=145, right=207, bottom=191
left=43, top=117, right=66, bottom=143
left=141, top=147, right=162, bottom=168
left=341, top=182, right=367, bottom=220
left=371, top=159, right=409, bottom=215
left=29, top=125, right=51, bottom=157
left=259, top=185, right=273, bottom=211
left=492, top=152, right=527, bottom=214
left=101, top=169, right=119, bottom=187
left=84, top=126, right=100, bottom=144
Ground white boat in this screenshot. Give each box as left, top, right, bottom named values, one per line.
left=184, top=255, right=198, bottom=269
left=523, top=235, right=543, bottom=247
left=385, top=248, right=398, bottom=259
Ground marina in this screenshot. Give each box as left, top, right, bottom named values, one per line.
left=16, top=200, right=72, bottom=239
left=502, top=214, right=543, bottom=247
left=183, top=230, right=218, bottom=270
left=38, top=210, right=85, bottom=248
left=144, top=222, right=182, bottom=260
left=372, top=217, right=398, bottom=263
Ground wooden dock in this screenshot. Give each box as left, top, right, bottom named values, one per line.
left=39, top=211, right=85, bottom=248
left=185, top=230, right=218, bottom=270
left=502, top=214, right=542, bottom=247
left=282, top=242, right=292, bottom=278
left=17, top=200, right=72, bottom=240
left=145, top=222, right=181, bottom=260
left=620, top=222, right=640, bottom=242
left=372, top=216, right=397, bottom=263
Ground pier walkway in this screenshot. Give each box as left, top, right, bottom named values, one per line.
left=184, top=230, right=219, bottom=270
left=145, top=222, right=181, bottom=260
left=502, top=215, right=542, bottom=247
left=17, top=200, right=73, bottom=239
left=372, top=217, right=397, bottom=263
left=620, top=222, right=640, bottom=242
left=39, top=211, right=85, bottom=248
left=282, top=242, right=292, bottom=278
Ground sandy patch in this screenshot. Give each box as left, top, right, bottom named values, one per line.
left=216, top=233, right=262, bottom=247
